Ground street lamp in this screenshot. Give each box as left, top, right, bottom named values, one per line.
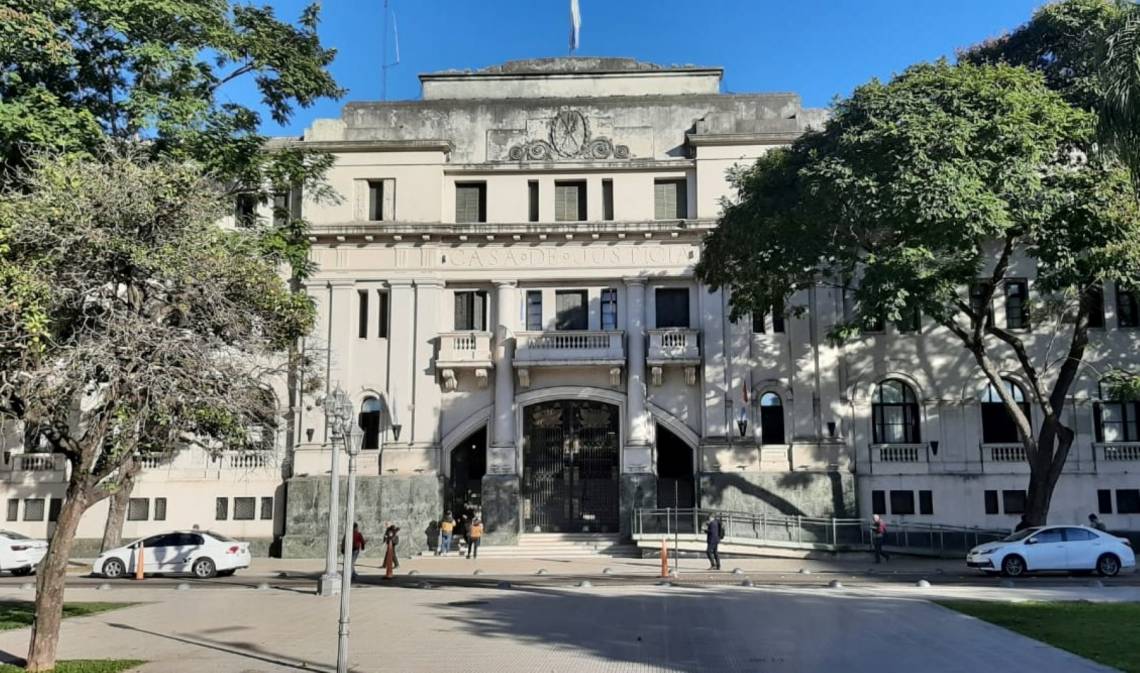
left=337, top=418, right=362, bottom=673
left=318, top=386, right=353, bottom=597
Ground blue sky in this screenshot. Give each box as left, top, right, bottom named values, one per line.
left=228, top=0, right=1046, bottom=136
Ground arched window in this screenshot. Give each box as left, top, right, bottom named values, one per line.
left=980, top=380, right=1029, bottom=443
left=759, top=393, right=785, bottom=445
left=1095, top=380, right=1140, bottom=443
left=872, top=379, right=920, bottom=444
left=359, top=397, right=383, bottom=450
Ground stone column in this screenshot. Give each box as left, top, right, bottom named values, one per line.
left=325, top=280, right=357, bottom=444
left=410, top=279, right=444, bottom=469
left=621, top=278, right=655, bottom=539
left=385, top=280, right=416, bottom=450
left=485, top=280, right=519, bottom=544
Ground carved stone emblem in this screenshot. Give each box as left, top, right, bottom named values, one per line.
left=508, top=110, right=631, bottom=161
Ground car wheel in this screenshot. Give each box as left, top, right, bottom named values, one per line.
left=1096, top=553, right=1121, bottom=577
left=191, top=557, right=217, bottom=579
left=102, top=558, right=126, bottom=579
left=1001, top=555, right=1026, bottom=577
left=10, top=567, right=32, bottom=577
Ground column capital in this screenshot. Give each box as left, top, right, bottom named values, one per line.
left=413, top=278, right=445, bottom=288
left=622, top=277, right=648, bottom=287
left=325, top=278, right=356, bottom=288
left=493, top=280, right=519, bottom=289
left=386, top=279, right=415, bottom=288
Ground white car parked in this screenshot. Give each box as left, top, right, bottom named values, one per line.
left=93, top=530, right=251, bottom=579
left=967, top=525, right=1136, bottom=577
left=0, top=530, right=47, bottom=576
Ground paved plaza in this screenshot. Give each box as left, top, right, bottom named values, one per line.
left=0, top=575, right=1124, bottom=673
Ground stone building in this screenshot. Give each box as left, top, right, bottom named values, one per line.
left=2, top=57, right=1138, bottom=556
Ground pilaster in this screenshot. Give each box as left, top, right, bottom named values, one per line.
left=489, top=280, right=519, bottom=476
left=623, top=278, right=652, bottom=474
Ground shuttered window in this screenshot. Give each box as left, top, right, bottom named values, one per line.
left=127, top=498, right=149, bottom=521
left=454, top=291, right=487, bottom=331
left=554, top=181, right=586, bottom=221
left=526, top=291, right=543, bottom=331
left=654, top=179, right=687, bottom=219
left=555, top=290, right=588, bottom=330
left=601, top=288, right=618, bottom=330
left=455, top=183, right=486, bottom=223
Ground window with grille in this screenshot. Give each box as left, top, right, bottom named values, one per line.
left=215, top=497, right=229, bottom=520
left=889, top=490, right=915, bottom=515
left=234, top=497, right=256, bottom=520
left=602, top=179, right=614, bottom=221
left=1117, top=285, right=1139, bottom=328
left=261, top=497, right=274, bottom=520
left=525, top=291, right=543, bottom=331
left=655, top=288, right=690, bottom=328
left=1096, top=397, right=1140, bottom=443
left=1005, top=279, right=1029, bottom=329
left=127, top=498, right=149, bottom=521
left=454, top=291, right=488, bottom=331
left=528, top=181, right=539, bottom=222
left=601, top=288, right=618, bottom=330
left=554, top=181, right=586, bottom=221
left=654, top=179, right=686, bottom=219
left=6, top=499, right=17, bottom=522
left=23, top=499, right=44, bottom=522
left=555, top=290, right=588, bottom=330
left=455, top=183, right=486, bottom=223
left=970, top=282, right=994, bottom=324
left=154, top=497, right=167, bottom=521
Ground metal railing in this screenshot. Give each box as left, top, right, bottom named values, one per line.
left=632, top=507, right=1009, bottom=557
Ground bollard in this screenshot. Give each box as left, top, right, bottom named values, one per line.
left=578, top=580, right=592, bottom=588
left=660, top=538, right=669, bottom=578
left=135, top=545, right=145, bottom=581
left=828, top=580, right=843, bottom=589
left=915, top=580, right=931, bottom=588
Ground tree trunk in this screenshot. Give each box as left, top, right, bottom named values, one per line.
left=27, top=482, right=88, bottom=672
left=99, top=465, right=139, bottom=553
left=1023, top=424, right=1072, bottom=527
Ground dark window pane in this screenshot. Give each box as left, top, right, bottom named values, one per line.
left=216, top=497, right=229, bottom=521
left=1005, top=279, right=1029, bottom=329
left=48, top=498, right=62, bottom=522
left=23, top=499, right=44, bottom=522
left=919, top=490, right=933, bottom=515
left=984, top=490, right=999, bottom=515
left=526, top=291, right=543, bottom=331
left=1088, top=284, right=1105, bottom=328
left=260, top=497, right=274, bottom=520
left=154, top=497, right=166, bottom=521
left=143, top=534, right=175, bottom=548
left=602, top=179, right=614, bottom=221
left=1030, top=528, right=1063, bottom=544
left=601, top=289, right=618, bottom=331
left=455, top=183, right=486, bottom=223
left=872, top=380, right=920, bottom=444
left=771, top=302, right=785, bottom=333
left=1117, top=286, right=1139, bottom=328
left=528, top=181, right=539, bottom=222
left=1063, top=527, right=1096, bottom=541
left=454, top=291, right=487, bottom=331
left=655, top=288, right=690, bottom=328
left=897, top=306, right=921, bottom=334
left=1002, top=490, right=1027, bottom=514
left=752, top=312, right=766, bottom=334
left=970, top=282, right=994, bottom=324
left=6, top=499, right=17, bottom=522
left=234, top=194, right=258, bottom=228
left=759, top=398, right=784, bottom=445
left=1098, top=489, right=1113, bottom=514
left=368, top=181, right=384, bottom=221
left=377, top=291, right=389, bottom=338
left=889, top=490, right=915, bottom=515
left=555, top=290, right=588, bottom=330
left=1118, top=489, right=1140, bottom=514
left=234, top=497, right=256, bottom=520
left=871, top=491, right=886, bottom=515
left=127, top=498, right=149, bottom=521
left=357, top=290, right=369, bottom=339
left=360, top=396, right=382, bottom=450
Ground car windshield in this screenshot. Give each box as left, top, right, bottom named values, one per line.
left=0, top=530, right=31, bottom=540
left=1002, top=528, right=1040, bottom=542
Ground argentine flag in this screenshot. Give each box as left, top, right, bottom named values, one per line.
left=570, top=0, right=581, bottom=52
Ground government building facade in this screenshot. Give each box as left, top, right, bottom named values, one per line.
left=2, top=58, right=1139, bottom=555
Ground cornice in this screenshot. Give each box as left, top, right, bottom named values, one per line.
left=306, top=218, right=716, bottom=244
left=686, top=132, right=801, bottom=147
left=267, top=139, right=454, bottom=154
left=444, top=159, right=694, bottom=173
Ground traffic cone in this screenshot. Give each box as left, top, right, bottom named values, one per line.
left=660, top=538, right=669, bottom=578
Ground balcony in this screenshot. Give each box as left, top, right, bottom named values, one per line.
left=436, top=331, right=493, bottom=391
left=1096, top=442, right=1140, bottom=463
left=513, top=330, right=625, bottom=386
left=647, top=328, right=701, bottom=386
left=1, top=453, right=68, bottom=483
left=864, top=444, right=928, bottom=474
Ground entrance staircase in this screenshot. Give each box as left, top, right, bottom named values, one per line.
left=428, top=533, right=640, bottom=559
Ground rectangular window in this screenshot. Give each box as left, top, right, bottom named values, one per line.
left=454, top=291, right=488, bottom=331
left=234, top=497, right=256, bottom=520
left=260, top=496, right=274, bottom=520
left=601, top=288, right=618, bottom=331
left=127, top=498, right=149, bottom=522
left=970, top=282, right=994, bottom=324
left=154, top=497, right=167, bottom=522
left=752, top=304, right=785, bottom=334
left=654, top=179, right=687, bottom=219
left=602, top=179, right=614, bottom=221
left=23, top=498, right=44, bottom=522
left=215, top=497, right=229, bottom=521
left=1088, top=283, right=1106, bottom=329
left=984, top=490, right=999, bottom=515
left=48, top=498, right=61, bottom=522
left=357, top=290, right=369, bottom=339
left=889, top=490, right=916, bottom=515
left=871, top=490, right=886, bottom=515
left=1002, top=490, right=1027, bottom=515
left=367, top=181, right=385, bottom=221
left=1097, top=401, right=1140, bottom=443
left=655, top=288, right=690, bottom=328
left=554, top=290, right=588, bottom=330
left=527, top=181, right=539, bottom=222
left=6, top=499, right=16, bottom=522
left=897, top=306, right=922, bottom=334
left=234, top=194, right=258, bottom=228
left=554, top=181, right=586, bottom=222
left=455, top=182, right=486, bottom=223
left=1118, top=489, right=1140, bottom=514
left=1005, top=279, right=1030, bottom=329
left=919, top=490, right=934, bottom=515
left=1116, top=285, right=1139, bottom=328
left=272, top=190, right=290, bottom=228
left=1098, top=489, right=1113, bottom=515
left=376, top=291, right=389, bottom=338
left=525, top=290, right=543, bottom=331
left=752, top=312, right=766, bottom=334
left=771, top=302, right=785, bottom=333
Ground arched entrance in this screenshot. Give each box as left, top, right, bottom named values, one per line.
left=656, top=424, right=695, bottom=508
left=448, top=427, right=486, bottom=516
left=522, top=400, right=620, bottom=533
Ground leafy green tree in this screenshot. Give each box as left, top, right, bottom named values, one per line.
left=698, top=61, right=1140, bottom=528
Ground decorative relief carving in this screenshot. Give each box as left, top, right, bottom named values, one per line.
left=508, top=110, right=631, bottom=161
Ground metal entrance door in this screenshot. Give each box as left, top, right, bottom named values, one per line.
left=522, top=400, right=620, bottom=533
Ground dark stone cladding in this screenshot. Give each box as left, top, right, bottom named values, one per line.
left=480, top=474, right=520, bottom=546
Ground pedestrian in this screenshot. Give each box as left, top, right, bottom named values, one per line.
left=871, top=514, right=890, bottom=563
left=467, top=517, right=483, bottom=559
left=439, top=511, right=456, bottom=556
left=383, top=521, right=400, bottom=570
left=351, top=523, right=366, bottom=579
left=1014, top=514, right=1032, bottom=532
left=705, top=515, right=722, bottom=570
left=457, top=514, right=470, bottom=555
left=1088, top=513, right=1107, bottom=532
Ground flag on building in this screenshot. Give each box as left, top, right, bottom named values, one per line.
left=569, top=0, right=581, bottom=52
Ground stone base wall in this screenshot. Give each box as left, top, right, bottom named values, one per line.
left=620, top=474, right=656, bottom=539
left=281, top=473, right=443, bottom=559
left=699, top=471, right=856, bottom=519
left=481, top=475, right=520, bottom=545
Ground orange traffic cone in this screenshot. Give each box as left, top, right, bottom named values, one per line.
left=660, top=538, right=669, bottom=578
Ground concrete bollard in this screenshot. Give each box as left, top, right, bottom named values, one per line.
left=799, top=568, right=812, bottom=575
left=732, top=568, right=744, bottom=575
left=916, top=579, right=931, bottom=588
left=828, top=580, right=843, bottom=589
left=578, top=580, right=592, bottom=588
left=256, top=582, right=271, bottom=591
left=741, top=579, right=754, bottom=587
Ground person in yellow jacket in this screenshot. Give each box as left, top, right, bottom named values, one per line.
left=467, top=517, right=484, bottom=559
left=439, top=512, right=456, bottom=556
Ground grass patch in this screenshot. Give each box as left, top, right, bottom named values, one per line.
left=939, top=600, right=1140, bottom=672
left=0, top=602, right=131, bottom=632
left=0, top=661, right=144, bottom=673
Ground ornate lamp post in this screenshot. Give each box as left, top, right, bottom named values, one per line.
left=318, top=386, right=353, bottom=597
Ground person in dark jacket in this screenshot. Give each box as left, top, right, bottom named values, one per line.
left=871, top=514, right=890, bottom=563
left=351, top=523, right=366, bottom=579
left=705, top=515, right=722, bottom=570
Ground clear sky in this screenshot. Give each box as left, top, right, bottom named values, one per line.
left=228, top=0, right=1046, bottom=137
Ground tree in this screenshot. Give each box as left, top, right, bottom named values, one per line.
left=0, top=150, right=315, bottom=671
left=697, top=61, right=1140, bottom=528
left=0, top=0, right=342, bottom=551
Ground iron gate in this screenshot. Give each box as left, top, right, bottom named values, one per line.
left=522, top=400, right=620, bottom=533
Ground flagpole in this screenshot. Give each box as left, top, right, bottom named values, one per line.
left=382, top=0, right=389, bottom=100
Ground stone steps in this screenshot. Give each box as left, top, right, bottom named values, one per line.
left=421, top=533, right=640, bottom=558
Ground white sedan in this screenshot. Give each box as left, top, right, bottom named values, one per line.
left=0, top=530, right=47, bottom=576
left=967, top=525, right=1136, bottom=577
left=93, top=530, right=251, bottom=579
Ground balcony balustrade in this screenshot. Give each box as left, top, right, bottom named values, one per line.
left=437, top=331, right=494, bottom=390
left=1096, top=442, right=1140, bottom=462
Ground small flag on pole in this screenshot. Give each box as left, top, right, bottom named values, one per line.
left=569, top=0, right=581, bottom=53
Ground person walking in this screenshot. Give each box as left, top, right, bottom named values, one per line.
left=467, top=517, right=483, bottom=559
left=382, top=521, right=400, bottom=570
left=705, top=515, right=722, bottom=570
left=439, top=511, right=456, bottom=555
left=1089, top=513, right=1108, bottom=532
left=351, top=523, right=366, bottom=579
left=871, top=514, right=890, bottom=563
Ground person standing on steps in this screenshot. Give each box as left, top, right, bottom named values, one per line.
left=705, top=515, right=722, bottom=570
left=439, top=511, right=456, bottom=556
left=467, top=517, right=483, bottom=559
left=871, top=514, right=890, bottom=563
left=351, top=522, right=366, bottom=579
